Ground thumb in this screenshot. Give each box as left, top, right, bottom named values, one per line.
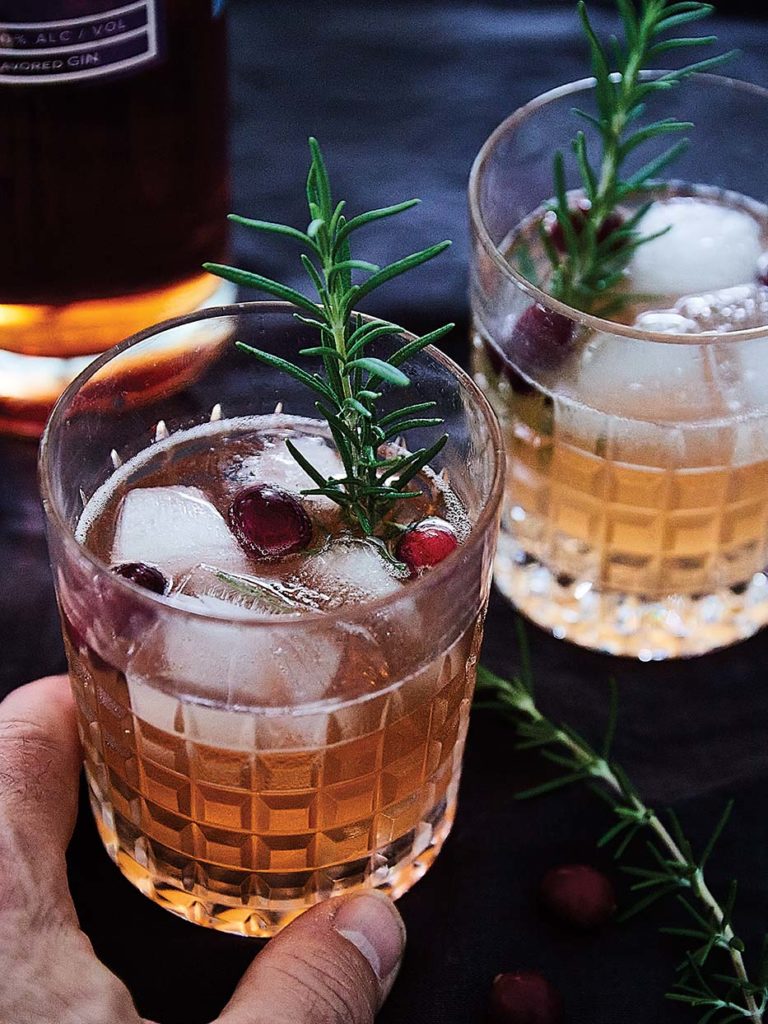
left=0, top=675, right=81, bottom=903
left=218, top=890, right=406, bottom=1024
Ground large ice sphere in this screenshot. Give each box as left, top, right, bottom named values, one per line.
left=628, top=198, right=762, bottom=296
left=237, top=436, right=344, bottom=503
left=112, top=486, right=245, bottom=576
left=300, top=539, right=404, bottom=605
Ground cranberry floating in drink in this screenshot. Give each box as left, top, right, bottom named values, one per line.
left=396, top=518, right=459, bottom=576
left=229, top=484, right=314, bottom=558
left=111, top=562, right=170, bottom=595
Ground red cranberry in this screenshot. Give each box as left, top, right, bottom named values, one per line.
left=545, top=198, right=624, bottom=253
left=489, top=971, right=563, bottom=1024
left=229, top=483, right=312, bottom=559
left=111, top=562, right=170, bottom=595
left=505, top=304, right=575, bottom=373
left=539, top=864, right=616, bottom=930
left=396, top=517, right=458, bottom=576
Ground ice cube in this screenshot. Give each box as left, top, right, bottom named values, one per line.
left=628, top=199, right=762, bottom=296
left=112, top=486, right=247, bottom=576
left=177, top=563, right=328, bottom=615
left=128, top=661, right=331, bottom=751
left=134, top=589, right=345, bottom=711
left=300, top=539, right=404, bottom=605
left=127, top=675, right=182, bottom=733
left=237, top=436, right=344, bottom=503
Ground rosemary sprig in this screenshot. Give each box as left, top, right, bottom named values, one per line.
left=542, top=0, right=735, bottom=315
left=213, top=569, right=325, bottom=613
left=204, top=138, right=453, bottom=536
left=475, top=625, right=767, bottom=1023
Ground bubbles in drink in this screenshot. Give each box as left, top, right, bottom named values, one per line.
left=632, top=310, right=697, bottom=334
left=674, top=283, right=768, bottom=334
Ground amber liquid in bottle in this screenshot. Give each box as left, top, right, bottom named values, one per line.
left=0, top=0, right=230, bottom=433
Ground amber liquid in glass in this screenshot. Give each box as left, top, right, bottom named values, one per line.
left=66, top=419, right=480, bottom=935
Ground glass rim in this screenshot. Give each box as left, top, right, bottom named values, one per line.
left=39, top=299, right=505, bottom=629
left=468, top=71, right=768, bottom=346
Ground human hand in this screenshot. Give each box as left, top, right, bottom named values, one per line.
left=0, top=676, right=406, bottom=1024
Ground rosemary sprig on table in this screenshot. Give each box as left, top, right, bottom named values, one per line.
left=476, top=627, right=767, bottom=1023
left=541, top=0, right=735, bottom=315
left=204, top=138, right=453, bottom=536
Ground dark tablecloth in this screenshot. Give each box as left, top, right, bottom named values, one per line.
left=3, top=3, right=768, bottom=1022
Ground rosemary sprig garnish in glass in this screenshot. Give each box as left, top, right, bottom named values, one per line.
left=204, top=138, right=453, bottom=537
left=476, top=627, right=768, bottom=1023
left=539, top=0, right=735, bottom=316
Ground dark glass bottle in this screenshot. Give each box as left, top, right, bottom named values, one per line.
left=0, top=0, right=230, bottom=434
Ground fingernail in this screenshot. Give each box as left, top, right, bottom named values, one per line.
left=333, top=891, right=406, bottom=982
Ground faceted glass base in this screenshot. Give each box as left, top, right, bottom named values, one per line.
left=91, top=782, right=457, bottom=938
left=495, top=533, right=768, bottom=660
left=0, top=274, right=235, bottom=437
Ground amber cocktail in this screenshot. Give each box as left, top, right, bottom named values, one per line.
left=40, top=303, right=503, bottom=936
left=470, top=75, right=768, bottom=659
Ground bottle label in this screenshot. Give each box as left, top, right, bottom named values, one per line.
left=0, top=2, right=163, bottom=85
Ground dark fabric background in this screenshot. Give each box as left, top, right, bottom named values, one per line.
left=2, top=3, right=768, bottom=1022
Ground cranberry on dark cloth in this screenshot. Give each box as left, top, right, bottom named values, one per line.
left=488, top=971, right=564, bottom=1024
left=396, top=517, right=459, bottom=576
left=539, top=864, right=617, bottom=930
left=229, top=483, right=312, bottom=558
left=111, top=561, right=170, bottom=595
